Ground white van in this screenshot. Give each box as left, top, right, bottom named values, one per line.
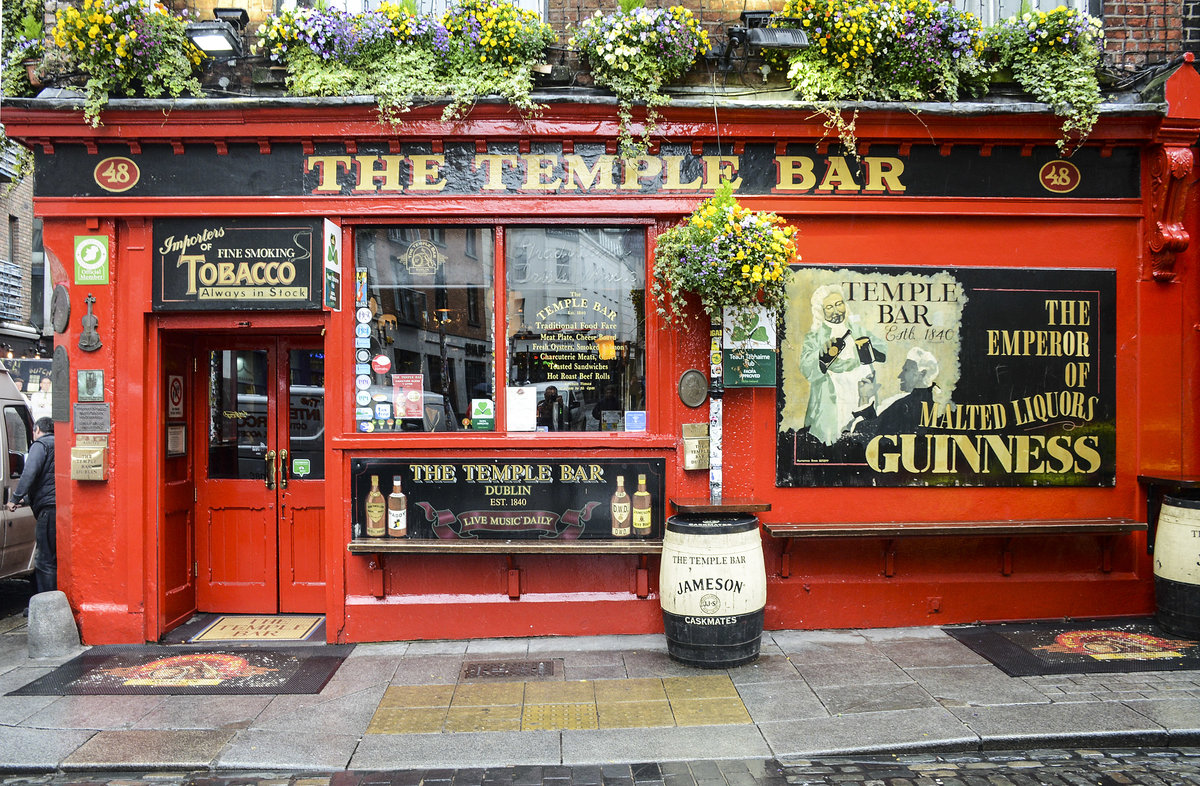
left=0, top=363, right=37, bottom=581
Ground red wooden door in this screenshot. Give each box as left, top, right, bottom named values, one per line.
left=195, top=338, right=325, bottom=613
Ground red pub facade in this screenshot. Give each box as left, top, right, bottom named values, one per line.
left=4, top=64, right=1200, bottom=644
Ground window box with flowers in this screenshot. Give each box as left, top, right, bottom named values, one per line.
left=569, top=0, right=709, bottom=158
left=985, top=7, right=1104, bottom=151
left=48, top=0, right=204, bottom=127
left=771, top=0, right=1103, bottom=153
left=258, top=0, right=554, bottom=124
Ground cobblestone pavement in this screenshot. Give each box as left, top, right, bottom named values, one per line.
left=2, top=750, right=1200, bottom=786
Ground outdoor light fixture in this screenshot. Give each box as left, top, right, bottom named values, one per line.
left=186, top=9, right=249, bottom=58
left=719, top=11, right=809, bottom=71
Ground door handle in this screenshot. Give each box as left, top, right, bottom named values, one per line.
left=279, top=449, right=289, bottom=489
left=264, top=450, right=276, bottom=490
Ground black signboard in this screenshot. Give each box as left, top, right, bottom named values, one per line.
left=777, top=266, right=1116, bottom=487
left=351, top=458, right=666, bottom=540
left=152, top=218, right=322, bottom=311
left=36, top=141, right=1139, bottom=200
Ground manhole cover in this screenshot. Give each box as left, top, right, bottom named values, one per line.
left=460, top=659, right=559, bottom=681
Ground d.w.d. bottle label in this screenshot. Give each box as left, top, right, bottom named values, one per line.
left=610, top=476, right=631, bottom=537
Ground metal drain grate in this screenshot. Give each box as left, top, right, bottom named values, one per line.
left=460, top=659, right=559, bottom=681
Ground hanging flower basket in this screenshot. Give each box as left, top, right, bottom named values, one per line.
left=652, top=183, right=798, bottom=335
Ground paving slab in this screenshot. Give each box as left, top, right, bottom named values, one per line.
left=465, top=638, right=536, bottom=655
left=351, top=730, right=563, bottom=769
left=759, top=706, right=979, bottom=758
left=405, top=640, right=470, bottom=656
left=130, top=694, right=273, bottom=730
left=562, top=725, right=771, bottom=765
left=1121, top=697, right=1200, bottom=745
left=868, top=636, right=991, bottom=669
left=725, top=655, right=801, bottom=686
left=950, top=699, right=1171, bottom=749
left=0, top=666, right=57, bottom=726
left=905, top=665, right=1052, bottom=707
left=621, top=652, right=706, bottom=679
left=249, top=682, right=387, bottom=734
left=217, top=728, right=361, bottom=769
left=17, top=693, right=168, bottom=730
left=391, top=655, right=467, bottom=685
left=795, top=657, right=909, bottom=688
left=734, top=681, right=827, bottom=723
left=0, top=724, right=97, bottom=769
left=61, top=728, right=235, bottom=769
left=321, top=652, right=401, bottom=690
left=528, top=635, right=667, bottom=654
left=562, top=664, right=631, bottom=681
left=766, top=631, right=879, bottom=664
left=810, top=682, right=941, bottom=715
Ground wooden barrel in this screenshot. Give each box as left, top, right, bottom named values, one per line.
left=659, top=514, right=766, bottom=668
left=1154, top=495, right=1200, bottom=638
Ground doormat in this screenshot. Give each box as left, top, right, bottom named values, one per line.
left=190, top=615, right=324, bottom=643
left=944, top=617, right=1200, bottom=676
left=7, top=644, right=354, bottom=695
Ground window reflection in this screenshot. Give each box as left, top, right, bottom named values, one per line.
left=506, top=228, right=646, bottom=432
left=353, top=227, right=495, bottom=433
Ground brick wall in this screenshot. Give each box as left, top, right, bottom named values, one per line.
left=1183, top=0, right=1200, bottom=50
left=0, top=169, right=35, bottom=326
left=1104, top=0, right=1186, bottom=68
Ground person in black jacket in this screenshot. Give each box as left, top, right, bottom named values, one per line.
left=7, top=417, right=55, bottom=593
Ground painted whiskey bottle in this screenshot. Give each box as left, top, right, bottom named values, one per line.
left=610, top=476, right=631, bottom=537
left=365, top=475, right=386, bottom=537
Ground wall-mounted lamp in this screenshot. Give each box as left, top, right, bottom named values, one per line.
left=719, top=11, right=810, bottom=71
left=186, top=8, right=249, bottom=58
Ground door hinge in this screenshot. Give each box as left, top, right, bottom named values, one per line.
left=194, top=488, right=197, bottom=502
left=193, top=561, right=198, bottom=576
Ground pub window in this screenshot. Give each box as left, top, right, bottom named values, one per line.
left=352, top=224, right=646, bottom=434
left=507, top=227, right=645, bottom=432
left=354, top=226, right=494, bottom=433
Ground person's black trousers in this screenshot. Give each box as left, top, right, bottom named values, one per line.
left=34, top=506, right=56, bottom=593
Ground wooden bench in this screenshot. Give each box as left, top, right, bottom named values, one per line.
left=761, top=518, right=1146, bottom=578
left=347, top=538, right=663, bottom=599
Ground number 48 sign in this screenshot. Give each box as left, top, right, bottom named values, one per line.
left=93, top=156, right=141, bottom=194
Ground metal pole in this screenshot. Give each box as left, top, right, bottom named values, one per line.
left=708, top=315, right=724, bottom=503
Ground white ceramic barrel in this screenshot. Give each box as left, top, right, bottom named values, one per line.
left=660, top=514, right=766, bottom=668
left=1154, top=495, right=1200, bottom=638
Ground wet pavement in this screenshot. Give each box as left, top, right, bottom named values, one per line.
left=0, top=577, right=1199, bottom=774
left=1, top=750, right=1200, bottom=785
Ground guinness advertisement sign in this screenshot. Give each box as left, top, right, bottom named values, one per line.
left=152, top=218, right=322, bottom=311
left=776, top=265, right=1117, bottom=487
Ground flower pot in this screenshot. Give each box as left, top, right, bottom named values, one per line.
left=23, top=59, right=43, bottom=88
